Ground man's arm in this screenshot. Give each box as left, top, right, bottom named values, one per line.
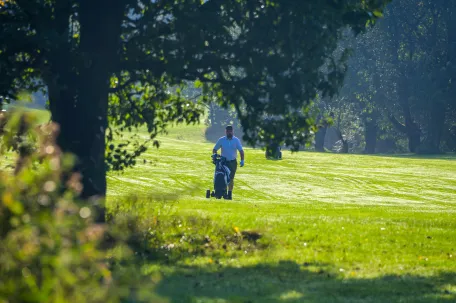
left=239, top=149, right=245, bottom=167
left=213, top=138, right=221, bottom=154
left=237, top=138, right=245, bottom=166
left=236, top=138, right=244, bottom=160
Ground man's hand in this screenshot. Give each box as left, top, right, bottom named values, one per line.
left=211, top=153, right=218, bottom=162
left=240, top=160, right=245, bottom=167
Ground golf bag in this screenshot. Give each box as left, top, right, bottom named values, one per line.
left=206, top=154, right=231, bottom=199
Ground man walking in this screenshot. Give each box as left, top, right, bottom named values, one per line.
left=212, top=125, right=245, bottom=200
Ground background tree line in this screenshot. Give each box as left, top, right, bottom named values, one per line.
left=314, top=0, right=456, bottom=154
left=208, top=0, right=456, bottom=155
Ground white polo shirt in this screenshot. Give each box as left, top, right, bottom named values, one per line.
left=213, top=136, right=243, bottom=161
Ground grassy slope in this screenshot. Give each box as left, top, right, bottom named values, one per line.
left=107, top=123, right=456, bottom=303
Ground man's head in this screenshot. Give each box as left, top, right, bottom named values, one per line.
left=225, top=125, right=233, bottom=139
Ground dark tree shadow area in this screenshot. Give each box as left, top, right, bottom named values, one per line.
left=143, top=261, right=456, bottom=303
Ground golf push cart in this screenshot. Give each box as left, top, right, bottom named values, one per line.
left=206, top=153, right=231, bottom=199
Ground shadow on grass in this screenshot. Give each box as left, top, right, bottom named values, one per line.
left=150, top=261, right=456, bottom=303
left=107, top=196, right=455, bottom=302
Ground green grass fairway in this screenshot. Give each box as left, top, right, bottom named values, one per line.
left=107, top=123, right=456, bottom=303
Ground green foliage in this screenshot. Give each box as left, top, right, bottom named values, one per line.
left=107, top=77, right=205, bottom=171
left=0, top=110, right=115, bottom=302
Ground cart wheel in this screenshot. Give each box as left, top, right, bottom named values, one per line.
left=206, top=190, right=211, bottom=198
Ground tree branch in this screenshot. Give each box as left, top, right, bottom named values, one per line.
left=109, top=78, right=138, bottom=93
left=388, top=113, right=407, bottom=134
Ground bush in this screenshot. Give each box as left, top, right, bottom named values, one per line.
left=0, top=109, right=115, bottom=302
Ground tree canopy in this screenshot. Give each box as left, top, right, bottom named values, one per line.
left=0, top=0, right=389, bottom=211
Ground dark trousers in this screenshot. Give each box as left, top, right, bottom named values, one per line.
left=225, top=160, right=237, bottom=188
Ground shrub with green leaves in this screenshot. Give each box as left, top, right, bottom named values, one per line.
left=0, top=109, right=115, bottom=302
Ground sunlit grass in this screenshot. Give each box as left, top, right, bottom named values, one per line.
left=3, top=109, right=455, bottom=301
left=107, top=122, right=456, bottom=302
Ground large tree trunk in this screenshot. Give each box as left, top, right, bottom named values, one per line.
left=397, top=75, right=421, bottom=153
left=48, top=70, right=109, bottom=222
left=48, top=0, right=125, bottom=222
left=388, top=113, right=421, bottom=153
left=363, top=115, right=377, bottom=154
left=389, top=11, right=422, bottom=153
left=420, top=101, right=446, bottom=154
left=314, top=126, right=327, bottom=152
left=407, top=126, right=421, bottom=153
